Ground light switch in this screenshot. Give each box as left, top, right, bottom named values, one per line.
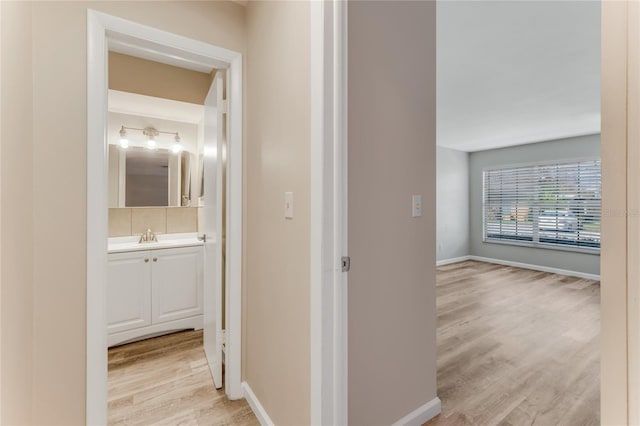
left=285, top=192, right=294, bottom=219
left=412, top=195, right=422, bottom=217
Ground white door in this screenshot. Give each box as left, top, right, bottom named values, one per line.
left=106, top=251, right=152, bottom=334
left=151, top=246, right=204, bottom=324
left=203, top=71, right=225, bottom=389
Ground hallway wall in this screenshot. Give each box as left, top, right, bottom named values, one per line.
left=1, top=1, right=247, bottom=423
left=348, top=1, right=439, bottom=424
left=0, top=2, right=34, bottom=424
left=244, top=2, right=311, bottom=424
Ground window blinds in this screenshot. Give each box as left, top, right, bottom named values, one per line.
left=483, top=160, right=601, bottom=250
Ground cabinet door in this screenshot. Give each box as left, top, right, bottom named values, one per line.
left=107, top=251, right=152, bottom=334
left=151, top=246, right=203, bottom=324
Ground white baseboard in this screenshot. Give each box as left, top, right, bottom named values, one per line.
left=391, top=397, right=442, bottom=426
left=469, top=256, right=600, bottom=281
left=242, top=382, right=274, bottom=426
left=436, top=255, right=471, bottom=266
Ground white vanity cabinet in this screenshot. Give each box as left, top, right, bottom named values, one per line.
left=107, top=251, right=152, bottom=334
left=151, top=247, right=203, bottom=324
left=107, top=245, right=204, bottom=347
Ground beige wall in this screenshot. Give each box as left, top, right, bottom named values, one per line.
left=601, top=2, right=630, bottom=424
left=348, top=2, right=438, bottom=425
left=109, top=52, right=212, bottom=105
left=245, top=1, right=311, bottom=425
left=0, top=1, right=246, bottom=423
left=0, top=2, right=34, bottom=424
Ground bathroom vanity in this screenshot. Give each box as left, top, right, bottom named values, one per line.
left=107, top=233, right=206, bottom=347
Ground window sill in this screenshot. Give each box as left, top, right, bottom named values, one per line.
left=483, top=238, right=601, bottom=255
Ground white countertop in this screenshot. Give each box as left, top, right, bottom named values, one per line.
left=108, top=232, right=211, bottom=254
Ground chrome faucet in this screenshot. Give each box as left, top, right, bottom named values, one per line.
left=139, top=228, right=158, bottom=243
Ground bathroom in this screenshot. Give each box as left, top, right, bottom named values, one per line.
left=104, top=50, right=235, bottom=422
left=106, top=88, right=206, bottom=346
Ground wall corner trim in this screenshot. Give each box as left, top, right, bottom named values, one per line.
left=436, top=256, right=472, bottom=267
left=391, top=397, right=442, bottom=426
left=469, top=256, right=600, bottom=281
left=242, top=382, right=275, bottom=426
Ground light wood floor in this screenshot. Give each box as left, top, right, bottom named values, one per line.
left=108, top=330, right=259, bottom=426
left=427, top=260, right=600, bottom=426
left=108, top=261, right=599, bottom=426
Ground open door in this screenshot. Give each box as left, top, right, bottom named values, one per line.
left=203, top=71, right=225, bottom=389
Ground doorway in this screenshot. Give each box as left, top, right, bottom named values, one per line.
left=434, top=1, right=601, bottom=424
left=86, top=10, right=243, bottom=424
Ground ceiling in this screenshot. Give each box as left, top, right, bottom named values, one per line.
left=437, top=1, right=601, bottom=152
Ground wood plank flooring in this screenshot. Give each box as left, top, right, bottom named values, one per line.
left=108, top=330, right=259, bottom=426
left=426, top=260, right=600, bottom=426
left=108, top=261, right=598, bottom=425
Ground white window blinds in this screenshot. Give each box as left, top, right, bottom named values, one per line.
left=483, top=160, right=601, bottom=250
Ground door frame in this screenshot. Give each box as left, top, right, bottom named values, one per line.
left=310, top=1, right=349, bottom=425
left=86, top=10, right=243, bottom=424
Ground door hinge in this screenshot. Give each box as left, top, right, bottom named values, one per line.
left=341, top=256, right=351, bottom=272
left=222, top=99, right=228, bottom=114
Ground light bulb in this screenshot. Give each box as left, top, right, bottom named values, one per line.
left=119, top=126, right=129, bottom=148
left=147, top=138, right=157, bottom=150
left=171, top=133, right=182, bottom=153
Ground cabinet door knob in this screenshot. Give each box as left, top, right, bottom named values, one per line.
left=153, top=258, right=158, bottom=262
left=144, top=258, right=149, bottom=263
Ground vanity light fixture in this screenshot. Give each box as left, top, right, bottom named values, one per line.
left=118, top=126, right=129, bottom=149
left=119, top=125, right=184, bottom=153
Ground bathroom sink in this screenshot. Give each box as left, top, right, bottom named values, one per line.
left=108, top=232, right=211, bottom=253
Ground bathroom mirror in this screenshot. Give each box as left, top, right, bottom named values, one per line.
left=108, top=145, right=201, bottom=207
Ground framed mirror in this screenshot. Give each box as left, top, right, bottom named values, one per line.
left=108, top=145, right=200, bottom=207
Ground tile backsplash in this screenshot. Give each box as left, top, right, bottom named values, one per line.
left=109, top=208, right=132, bottom=236
left=166, top=207, right=199, bottom=234
left=109, top=207, right=200, bottom=237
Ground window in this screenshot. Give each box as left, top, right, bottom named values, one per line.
left=483, top=159, right=601, bottom=251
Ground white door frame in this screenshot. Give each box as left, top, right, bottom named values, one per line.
left=86, top=10, right=243, bottom=424
left=310, top=1, right=348, bottom=425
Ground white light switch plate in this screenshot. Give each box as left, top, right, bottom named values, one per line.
left=412, top=195, right=422, bottom=217
left=285, top=192, right=294, bottom=219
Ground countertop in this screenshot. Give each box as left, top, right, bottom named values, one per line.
left=108, top=232, right=210, bottom=254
